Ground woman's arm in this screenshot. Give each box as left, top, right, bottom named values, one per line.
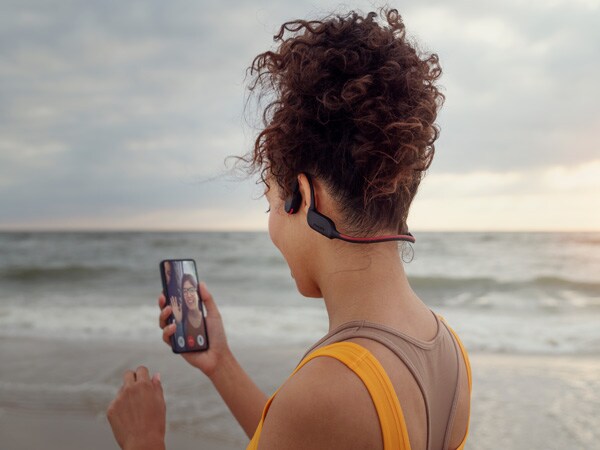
left=159, top=283, right=267, bottom=438
left=207, top=348, right=269, bottom=438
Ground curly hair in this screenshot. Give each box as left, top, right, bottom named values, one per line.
left=240, top=7, right=444, bottom=235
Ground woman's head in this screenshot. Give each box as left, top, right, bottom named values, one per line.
left=242, top=7, right=444, bottom=237
left=181, top=274, right=199, bottom=314
left=164, top=261, right=172, bottom=285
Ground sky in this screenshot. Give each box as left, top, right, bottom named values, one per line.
left=1, top=0, right=599, bottom=232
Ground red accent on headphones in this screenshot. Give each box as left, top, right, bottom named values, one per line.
left=284, top=174, right=415, bottom=244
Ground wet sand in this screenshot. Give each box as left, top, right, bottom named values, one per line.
left=1, top=337, right=599, bottom=449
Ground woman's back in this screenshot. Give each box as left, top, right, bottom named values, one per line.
left=249, top=305, right=471, bottom=450
left=334, top=313, right=471, bottom=450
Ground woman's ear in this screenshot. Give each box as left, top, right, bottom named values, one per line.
left=296, top=173, right=313, bottom=213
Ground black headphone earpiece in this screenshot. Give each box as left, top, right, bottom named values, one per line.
left=284, top=179, right=303, bottom=214
left=283, top=177, right=336, bottom=238
left=283, top=173, right=415, bottom=244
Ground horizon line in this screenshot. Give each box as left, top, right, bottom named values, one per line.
left=0, top=227, right=598, bottom=234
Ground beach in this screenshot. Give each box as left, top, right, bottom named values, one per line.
left=1, top=231, right=599, bottom=448
left=1, top=336, right=599, bottom=450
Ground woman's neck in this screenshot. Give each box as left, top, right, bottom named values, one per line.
left=316, top=243, right=424, bottom=332
left=188, top=309, right=202, bottom=325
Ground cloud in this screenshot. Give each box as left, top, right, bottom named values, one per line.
left=0, top=0, right=598, bottom=230
left=411, top=160, right=600, bottom=231
left=402, top=1, right=600, bottom=172
left=419, top=159, right=600, bottom=199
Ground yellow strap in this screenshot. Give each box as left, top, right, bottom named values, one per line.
left=247, top=341, right=411, bottom=450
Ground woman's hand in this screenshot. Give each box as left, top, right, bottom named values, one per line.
left=159, top=281, right=230, bottom=378
left=169, top=295, right=183, bottom=323
left=107, top=366, right=166, bottom=450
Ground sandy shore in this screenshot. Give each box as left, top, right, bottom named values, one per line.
left=1, top=336, right=599, bottom=449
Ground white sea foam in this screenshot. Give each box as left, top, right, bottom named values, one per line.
left=0, top=301, right=599, bottom=355
left=437, top=307, right=600, bottom=355
left=0, top=303, right=329, bottom=346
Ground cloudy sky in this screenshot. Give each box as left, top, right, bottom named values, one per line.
left=1, top=0, right=599, bottom=231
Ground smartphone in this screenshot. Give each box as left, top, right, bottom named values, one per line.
left=159, top=259, right=209, bottom=353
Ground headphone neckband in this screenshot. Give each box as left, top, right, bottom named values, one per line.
left=289, top=174, right=415, bottom=244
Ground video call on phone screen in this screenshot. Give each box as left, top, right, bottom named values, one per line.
left=161, top=260, right=208, bottom=352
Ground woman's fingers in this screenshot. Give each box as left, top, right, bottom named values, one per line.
left=108, top=366, right=166, bottom=448
left=159, top=291, right=176, bottom=347
left=123, top=370, right=135, bottom=386
left=136, top=366, right=150, bottom=382
left=199, top=281, right=220, bottom=318
left=162, top=323, right=176, bottom=345
left=159, top=305, right=172, bottom=329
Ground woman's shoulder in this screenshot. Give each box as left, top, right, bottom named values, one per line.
left=257, top=354, right=383, bottom=450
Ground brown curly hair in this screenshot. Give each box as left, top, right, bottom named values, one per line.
left=240, top=7, right=444, bottom=236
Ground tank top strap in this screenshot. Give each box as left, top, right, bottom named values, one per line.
left=303, top=341, right=412, bottom=449
left=300, top=321, right=366, bottom=358
left=438, top=315, right=472, bottom=392
left=326, top=329, right=433, bottom=443
left=437, top=315, right=472, bottom=450
left=247, top=341, right=412, bottom=450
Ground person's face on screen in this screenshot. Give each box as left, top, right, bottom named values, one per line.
left=182, top=280, right=199, bottom=311
left=164, top=261, right=172, bottom=285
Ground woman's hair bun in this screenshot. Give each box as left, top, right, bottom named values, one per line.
left=240, top=7, right=445, bottom=235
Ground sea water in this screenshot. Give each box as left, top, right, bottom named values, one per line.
left=0, top=231, right=599, bottom=355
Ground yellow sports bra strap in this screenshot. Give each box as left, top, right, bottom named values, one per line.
left=247, top=341, right=412, bottom=450
left=298, top=341, right=412, bottom=450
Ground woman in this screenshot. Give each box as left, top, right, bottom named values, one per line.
left=107, top=8, right=472, bottom=450
left=180, top=273, right=207, bottom=348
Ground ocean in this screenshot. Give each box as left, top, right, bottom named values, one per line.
left=2, top=230, right=600, bottom=449
left=1, top=230, right=599, bottom=355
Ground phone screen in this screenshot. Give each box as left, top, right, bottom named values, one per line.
left=160, top=259, right=209, bottom=353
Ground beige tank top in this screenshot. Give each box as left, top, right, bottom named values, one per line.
left=299, top=310, right=466, bottom=450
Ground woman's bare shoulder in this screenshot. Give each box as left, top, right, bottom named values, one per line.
left=256, top=356, right=383, bottom=450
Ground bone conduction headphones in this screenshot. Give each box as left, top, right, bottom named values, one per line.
left=284, top=174, right=416, bottom=244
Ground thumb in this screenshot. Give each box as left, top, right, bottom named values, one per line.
left=199, top=281, right=220, bottom=318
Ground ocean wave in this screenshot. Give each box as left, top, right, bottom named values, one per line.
left=0, top=265, right=125, bottom=282
left=435, top=307, right=600, bottom=355
left=409, top=275, right=600, bottom=295
left=0, top=380, right=114, bottom=414
left=0, top=304, right=329, bottom=347
left=532, top=276, right=600, bottom=292
left=0, top=303, right=598, bottom=356
left=150, top=237, right=196, bottom=248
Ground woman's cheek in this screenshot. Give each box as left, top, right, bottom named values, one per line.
left=268, top=211, right=281, bottom=250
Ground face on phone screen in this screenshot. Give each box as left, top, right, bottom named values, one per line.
left=160, top=259, right=209, bottom=353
